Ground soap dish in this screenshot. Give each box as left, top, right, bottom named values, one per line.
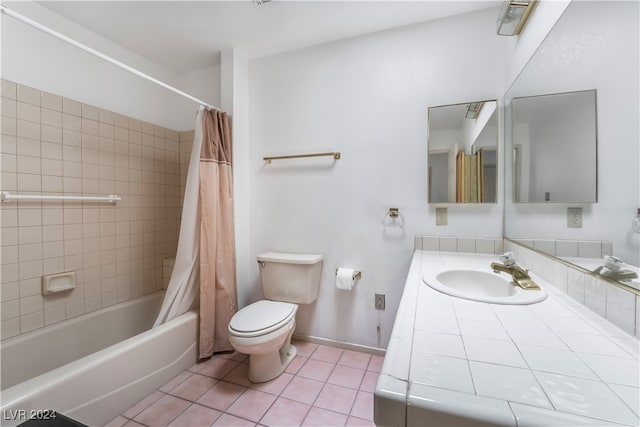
left=42, top=271, right=76, bottom=295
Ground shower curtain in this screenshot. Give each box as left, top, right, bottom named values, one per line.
left=154, top=107, right=237, bottom=360
left=198, top=108, right=237, bottom=358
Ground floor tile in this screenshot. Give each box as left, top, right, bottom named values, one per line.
left=197, top=381, right=246, bottom=412
left=302, top=407, right=348, bottom=426
left=345, top=416, right=375, bottom=426
left=327, top=365, right=365, bottom=389
left=212, top=413, right=256, bottom=426
left=167, top=403, right=222, bottom=427
left=197, top=356, right=240, bottom=379
left=359, top=371, right=378, bottom=393
left=123, top=390, right=164, bottom=419
left=114, top=343, right=379, bottom=426
left=281, top=376, right=325, bottom=405
left=103, top=416, right=128, bottom=427
left=133, top=394, right=190, bottom=426
left=285, top=356, right=307, bottom=374
left=366, top=355, right=384, bottom=373
left=260, top=397, right=310, bottom=427
left=168, top=373, right=217, bottom=401
left=293, top=340, right=318, bottom=357
left=159, top=371, right=192, bottom=393
left=223, top=363, right=253, bottom=387
left=297, top=358, right=335, bottom=382
left=350, top=391, right=373, bottom=421
left=314, top=383, right=358, bottom=415
left=310, top=345, right=343, bottom=364
left=226, top=389, right=277, bottom=422
left=250, top=371, right=294, bottom=395
left=338, top=350, right=371, bottom=370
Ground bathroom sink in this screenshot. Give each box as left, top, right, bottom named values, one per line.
left=422, top=269, right=547, bottom=305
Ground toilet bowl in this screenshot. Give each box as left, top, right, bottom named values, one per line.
left=227, top=251, right=323, bottom=383
left=228, top=300, right=298, bottom=383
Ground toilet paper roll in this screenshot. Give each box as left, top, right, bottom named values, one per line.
left=336, top=268, right=356, bottom=291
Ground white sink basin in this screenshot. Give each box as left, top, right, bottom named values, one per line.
left=422, top=269, right=547, bottom=305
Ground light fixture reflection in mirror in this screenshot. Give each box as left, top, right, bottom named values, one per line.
left=427, top=100, right=498, bottom=204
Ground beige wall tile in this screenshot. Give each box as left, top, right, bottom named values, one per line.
left=62, top=113, right=82, bottom=132
left=42, top=225, right=63, bottom=242
left=16, top=137, right=41, bottom=157
left=1, top=281, right=20, bottom=302
left=2, top=97, right=17, bottom=118
left=41, top=109, right=62, bottom=128
left=20, top=311, right=44, bottom=333
left=16, top=120, right=40, bottom=140
left=17, top=102, right=40, bottom=123
left=81, top=104, right=99, bottom=120
left=62, top=98, right=81, bottom=116
left=1, top=80, right=17, bottom=99
left=16, top=85, right=40, bottom=106
left=19, top=243, right=43, bottom=262
left=42, top=159, right=63, bottom=176
left=1, top=116, right=17, bottom=136
left=82, top=118, right=99, bottom=136
left=42, top=175, right=63, bottom=193
left=41, top=92, right=62, bottom=112
left=1, top=135, right=17, bottom=154
left=17, top=155, right=41, bottom=175
left=45, top=305, right=66, bottom=326
left=41, top=141, right=62, bottom=160
left=1, top=245, right=18, bottom=265
left=19, top=259, right=42, bottom=280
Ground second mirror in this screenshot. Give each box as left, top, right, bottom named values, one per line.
left=428, top=100, right=498, bottom=204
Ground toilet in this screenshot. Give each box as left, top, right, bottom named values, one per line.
left=228, top=251, right=323, bottom=383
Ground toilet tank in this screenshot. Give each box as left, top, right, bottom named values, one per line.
left=257, top=252, right=323, bottom=304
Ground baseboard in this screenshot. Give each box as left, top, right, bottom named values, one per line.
left=293, top=333, right=386, bottom=357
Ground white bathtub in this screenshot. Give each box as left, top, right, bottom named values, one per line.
left=0, top=292, right=198, bottom=426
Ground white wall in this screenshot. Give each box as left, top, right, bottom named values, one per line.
left=1, top=1, right=219, bottom=131
left=504, top=1, right=640, bottom=265
left=248, top=7, right=509, bottom=349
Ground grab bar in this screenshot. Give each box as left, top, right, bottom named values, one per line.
left=0, top=191, right=121, bottom=203
left=263, top=152, right=341, bottom=163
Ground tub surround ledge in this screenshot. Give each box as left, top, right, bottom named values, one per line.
left=374, top=250, right=640, bottom=427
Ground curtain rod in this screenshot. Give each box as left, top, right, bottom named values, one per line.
left=0, top=5, right=218, bottom=111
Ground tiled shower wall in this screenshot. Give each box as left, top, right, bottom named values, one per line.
left=0, top=79, right=189, bottom=339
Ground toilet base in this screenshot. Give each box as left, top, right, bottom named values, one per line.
left=248, top=341, right=297, bottom=383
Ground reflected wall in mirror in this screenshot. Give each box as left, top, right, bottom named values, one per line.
left=504, top=1, right=639, bottom=285
left=513, top=90, right=597, bottom=203
left=428, top=100, right=497, bottom=204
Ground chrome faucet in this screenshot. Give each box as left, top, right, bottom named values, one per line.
left=491, top=252, right=541, bottom=290
left=592, top=256, right=638, bottom=282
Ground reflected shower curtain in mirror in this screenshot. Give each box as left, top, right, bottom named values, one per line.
left=199, top=109, right=237, bottom=359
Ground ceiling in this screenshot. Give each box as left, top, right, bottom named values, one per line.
left=37, top=1, right=501, bottom=75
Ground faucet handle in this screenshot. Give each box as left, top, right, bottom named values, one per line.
left=499, top=251, right=516, bottom=266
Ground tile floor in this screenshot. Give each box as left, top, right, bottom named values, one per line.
left=105, top=341, right=382, bottom=427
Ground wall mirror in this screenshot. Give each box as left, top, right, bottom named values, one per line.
left=512, top=89, right=597, bottom=203
left=504, top=1, right=639, bottom=285
left=428, top=100, right=497, bottom=204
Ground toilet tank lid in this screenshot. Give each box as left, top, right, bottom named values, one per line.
left=257, top=251, right=323, bottom=265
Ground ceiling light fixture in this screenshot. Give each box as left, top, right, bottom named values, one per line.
left=253, top=0, right=272, bottom=5
left=465, top=102, right=484, bottom=119
left=497, top=0, right=537, bottom=36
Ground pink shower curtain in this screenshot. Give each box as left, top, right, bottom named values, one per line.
left=198, top=109, right=237, bottom=359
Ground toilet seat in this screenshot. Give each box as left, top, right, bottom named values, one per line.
left=229, top=300, right=296, bottom=338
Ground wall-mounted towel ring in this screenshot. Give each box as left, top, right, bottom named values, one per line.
left=382, top=207, right=405, bottom=228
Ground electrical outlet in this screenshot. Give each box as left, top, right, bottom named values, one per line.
left=436, top=207, right=448, bottom=226
left=567, top=207, right=582, bottom=228
left=375, top=294, right=385, bottom=310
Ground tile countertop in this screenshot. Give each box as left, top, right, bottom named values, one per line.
left=374, top=251, right=640, bottom=427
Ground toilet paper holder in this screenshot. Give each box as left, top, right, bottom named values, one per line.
left=335, top=268, right=362, bottom=280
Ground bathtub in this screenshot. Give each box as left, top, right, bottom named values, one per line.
left=1, top=291, right=198, bottom=426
